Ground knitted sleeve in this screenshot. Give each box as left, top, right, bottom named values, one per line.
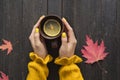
left=26, top=52, right=53, bottom=80
left=54, top=55, right=84, bottom=80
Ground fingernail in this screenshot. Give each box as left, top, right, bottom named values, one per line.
left=62, top=32, right=66, bottom=38
left=62, top=17, right=67, bottom=22
left=35, top=28, right=39, bottom=33
left=41, top=15, right=45, bottom=18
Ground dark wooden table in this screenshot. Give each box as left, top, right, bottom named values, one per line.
left=0, top=0, right=120, bottom=80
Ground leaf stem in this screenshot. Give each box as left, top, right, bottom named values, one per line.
left=97, top=61, right=108, bottom=74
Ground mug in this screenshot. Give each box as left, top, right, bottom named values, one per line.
left=39, top=15, right=64, bottom=49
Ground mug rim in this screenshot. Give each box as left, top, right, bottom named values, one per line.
left=39, top=15, right=64, bottom=39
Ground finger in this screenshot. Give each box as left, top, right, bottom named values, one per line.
left=29, top=15, right=45, bottom=46
left=29, top=37, right=35, bottom=49
left=34, top=28, right=41, bottom=45
left=62, top=18, right=76, bottom=42
left=34, top=15, right=45, bottom=27
left=30, top=15, right=45, bottom=38
left=61, top=32, right=67, bottom=47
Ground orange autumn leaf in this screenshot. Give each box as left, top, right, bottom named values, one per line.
left=81, top=35, right=108, bottom=64
left=0, top=71, right=9, bottom=80
left=0, top=39, right=13, bottom=55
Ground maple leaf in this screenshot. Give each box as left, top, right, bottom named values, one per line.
left=0, top=39, right=13, bottom=55
left=81, top=35, right=108, bottom=64
left=0, top=71, right=9, bottom=80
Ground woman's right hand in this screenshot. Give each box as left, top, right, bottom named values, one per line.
left=29, top=15, right=48, bottom=59
left=59, top=18, right=77, bottom=58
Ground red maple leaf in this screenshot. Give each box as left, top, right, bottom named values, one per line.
left=0, top=39, right=13, bottom=55
left=81, top=35, right=108, bottom=64
left=0, top=71, right=9, bottom=80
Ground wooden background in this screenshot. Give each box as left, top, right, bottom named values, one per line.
left=0, top=0, right=120, bottom=80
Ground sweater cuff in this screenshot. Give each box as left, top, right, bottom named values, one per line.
left=29, top=52, right=53, bottom=65
left=54, top=55, right=83, bottom=65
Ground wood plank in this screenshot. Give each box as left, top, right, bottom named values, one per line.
left=101, top=0, right=117, bottom=80
left=22, top=0, right=47, bottom=79
left=0, top=0, right=3, bottom=38
left=0, top=0, right=23, bottom=80
left=74, top=0, right=103, bottom=80
left=47, top=0, right=62, bottom=16
left=116, top=0, right=120, bottom=80
left=62, top=0, right=74, bottom=27
left=62, top=1, right=86, bottom=79
left=47, top=0, right=62, bottom=80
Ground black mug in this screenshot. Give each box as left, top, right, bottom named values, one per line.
left=39, top=15, right=64, bottom=49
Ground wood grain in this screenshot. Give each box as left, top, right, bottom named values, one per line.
left=0, top=0, right=120, bottom=80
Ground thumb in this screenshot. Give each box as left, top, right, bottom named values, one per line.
left=61, top=32, right=67, bottom=46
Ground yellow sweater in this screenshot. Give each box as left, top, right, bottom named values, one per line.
left=26, top=52, right=84, bottom=80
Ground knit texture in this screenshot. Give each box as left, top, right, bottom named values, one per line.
left=26, top=53, right=84, bottom=80
left=26, top=52, right=53, bottom=80
left=54, top=55, right=84, bottom=80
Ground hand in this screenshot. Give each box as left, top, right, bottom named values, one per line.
left=59, top=18, right=77, bottom=58
left=29, top=15, right=48, bottom=59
